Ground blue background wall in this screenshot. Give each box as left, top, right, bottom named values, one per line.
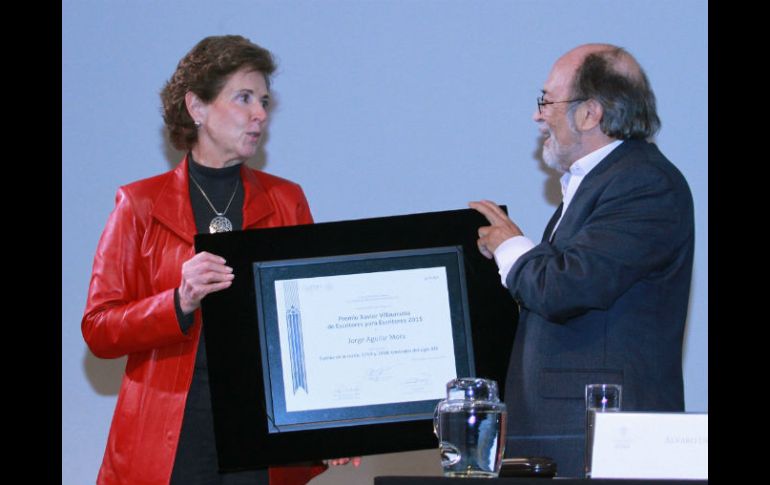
left=62, top=1, right=707, bottom=483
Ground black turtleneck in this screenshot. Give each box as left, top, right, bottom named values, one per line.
left=176, top=155, right=244, bottom=334
left=176, top=153, right=245, bottom=361
left=187, top=155, right=244, bottom=235
left=171, top=155, right=269, bottom=484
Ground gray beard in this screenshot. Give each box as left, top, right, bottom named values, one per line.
left=542, top=140, right=568, bottom=173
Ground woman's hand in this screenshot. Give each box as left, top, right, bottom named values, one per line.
left=325, top=457, right=362, bottom=467
left=178, top=251, right=235, bottom=314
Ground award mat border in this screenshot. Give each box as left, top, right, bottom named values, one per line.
left=253, top=246, right=475, bottom=433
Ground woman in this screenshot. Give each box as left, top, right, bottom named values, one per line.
left=82, top=35, right=329, bottom=485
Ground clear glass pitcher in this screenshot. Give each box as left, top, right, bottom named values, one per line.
left=433, top=377, right=507, bottom=478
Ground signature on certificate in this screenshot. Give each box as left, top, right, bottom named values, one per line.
left=365, top=366, right=394, bottom=382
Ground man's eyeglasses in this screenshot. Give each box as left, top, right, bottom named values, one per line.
left=537, top=95, right=587, bottom=114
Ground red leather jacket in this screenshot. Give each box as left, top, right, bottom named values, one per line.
left=82, top=156, right=326, bottom=485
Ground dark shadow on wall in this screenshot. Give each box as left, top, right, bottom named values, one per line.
left=533, top=133, right=562, bottom=207
left=247, top=125, right=269, bottom=172
left=162, top=126, right=186, bottom=171
left=83, top=349, right=125, bottom=396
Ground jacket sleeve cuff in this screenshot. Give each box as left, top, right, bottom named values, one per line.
left=494, top=236, right=536, bottom=288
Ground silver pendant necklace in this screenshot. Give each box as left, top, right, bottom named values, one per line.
left=188, top=172, right=239, bottom=233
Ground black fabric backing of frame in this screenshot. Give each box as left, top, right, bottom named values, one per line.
left=195, top=207, right=518, bottom=471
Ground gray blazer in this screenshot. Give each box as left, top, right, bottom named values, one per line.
left=503, top=139, right=694, bottom=477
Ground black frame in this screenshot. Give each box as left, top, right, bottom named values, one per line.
left=194, top=207, right=518, bottom=470
left=253, top=246, right=475, bottom=433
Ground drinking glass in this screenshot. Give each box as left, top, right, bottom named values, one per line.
left=584, top=383, right=621, bottom=478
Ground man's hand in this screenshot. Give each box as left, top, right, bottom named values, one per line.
left=468, top=200, right=523, bottom=259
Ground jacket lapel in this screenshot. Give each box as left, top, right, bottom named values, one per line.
left=150, top=156, right=197, bottom=245
left=570, top=140, right=630, bottom=195
left=241, top=165, right=275, bottom=228
left=553, top=140, right=639, bottom=239
left=150, top=156, right=277, bottom=242
left=542, top=202, right=563, bottom=243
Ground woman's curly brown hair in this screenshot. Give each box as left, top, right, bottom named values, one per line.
left=161, top=35, right=276, bottom=151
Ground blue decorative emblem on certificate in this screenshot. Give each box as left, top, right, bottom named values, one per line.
left=283, top=280, right=308, bottom=394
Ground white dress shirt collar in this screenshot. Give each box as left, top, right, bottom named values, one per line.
left=559, top=139, right=624, bottom=209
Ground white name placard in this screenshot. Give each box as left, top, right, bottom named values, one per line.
left=590, top=412, right=708, bottom=479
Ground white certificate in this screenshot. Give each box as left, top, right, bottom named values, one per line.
left=274, top=266, right=457, bottom=412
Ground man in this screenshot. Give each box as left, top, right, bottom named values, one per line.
left=470, top=44, right=694, bottom=477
